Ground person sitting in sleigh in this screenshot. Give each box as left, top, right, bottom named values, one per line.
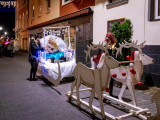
left=45, top=37, right=64, bottom=62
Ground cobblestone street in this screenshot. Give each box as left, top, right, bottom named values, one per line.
left=0, top=52, right=159, bottom=120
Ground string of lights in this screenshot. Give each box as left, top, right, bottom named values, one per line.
left=0, top=1, right=16, bottom=8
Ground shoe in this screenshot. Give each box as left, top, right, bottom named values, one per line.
left=26, top=78, right=32, bottom=81
left=32, top=78, right=38, bottom=81
left=110, top=93, right=114, bottom=97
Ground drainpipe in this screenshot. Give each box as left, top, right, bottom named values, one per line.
left=144, top=0, right=146, bottom=42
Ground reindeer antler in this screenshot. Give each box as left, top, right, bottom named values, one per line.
left=84, top=42, right=110, bottom=62
left=115, top=40, right=146, bottom=58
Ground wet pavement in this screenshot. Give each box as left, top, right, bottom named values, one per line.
left=0, top=52, right=159, bottom=120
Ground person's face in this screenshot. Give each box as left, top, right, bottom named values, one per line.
left=106, top=37, right=111, bottom=43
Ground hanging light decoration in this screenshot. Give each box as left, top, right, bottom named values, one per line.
left=0, top=1, right=16, bottom=8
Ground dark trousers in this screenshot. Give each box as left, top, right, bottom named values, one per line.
left=0, top=47, right=2, bottom=57
left=30, top=56, right=38, bottom=80
left=109, top=77, right=114, bottom=96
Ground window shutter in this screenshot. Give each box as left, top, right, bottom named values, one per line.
left=148, top=0, right=155, bottom=21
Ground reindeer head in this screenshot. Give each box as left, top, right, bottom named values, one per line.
left=85, top=42, right=119, bottom=69
left=116, top=40, right=154, bottom=65
left=84, top=42, right=109, bottom=62
left=139, top=53, right=154, bottom=65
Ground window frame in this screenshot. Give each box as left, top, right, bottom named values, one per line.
left=107, top=18, right=125, bottom=33
left=106, top=0, right=128, bottom=9
left=62, top=0, right=74, bottom=6
left=31, top=5, right=35, bottom=19
left=109, top=0, right=121, bottom=3
left=155, top=0, right=160, bottom=19
left=25, top=11, right=28, bottom=28
left=22, top=12, right=25, bottom=29
left=38, top=0, right=42, bottom=16
left=46, top=0, right=51, bottom=12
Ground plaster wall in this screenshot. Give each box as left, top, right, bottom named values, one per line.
left=93, top=0, right=160, bottom=45
left=28, top=0, right=60, bottom=28
left=60, top=0, right=95, bottom=16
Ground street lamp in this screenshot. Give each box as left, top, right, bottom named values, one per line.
left=0, top=26, right=2, bottom=31
left=4, top=32, right=7, bottom=35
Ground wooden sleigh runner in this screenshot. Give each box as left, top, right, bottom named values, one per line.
left=37, top=61, right=61, bottom=86
left=66, top=41, right=154, bottom=120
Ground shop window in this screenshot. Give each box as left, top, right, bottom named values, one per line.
left=62, top=0, right=74, bottom=6
left=107, top=18, right=125, bottom=32
left=38, top=0, right=42, bottom=16
left=31, top=5, right=34, bottom=19
left=106, top=0, right=129, bottom=9
left=46, top=0, right=51, bottom=12
left=149, top=0, right=160, bottom=21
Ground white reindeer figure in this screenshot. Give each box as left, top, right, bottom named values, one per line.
left=69, top=43, right=119, bottom=119
left=110, top=41, right=154, bottom=106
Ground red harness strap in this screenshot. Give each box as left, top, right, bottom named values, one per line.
left=97, top=52, right=102, bottom=64
left=130, top=51, right=135, bottom=61
left=93, top=52, right=102, bottom=65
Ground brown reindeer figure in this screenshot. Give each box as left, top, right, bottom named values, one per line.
left=69, top=43, right=119, bottom=119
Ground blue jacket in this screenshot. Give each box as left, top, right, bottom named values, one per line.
left=30, top=41, right=43, bottom=57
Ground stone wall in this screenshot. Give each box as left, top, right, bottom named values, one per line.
left=142, top=45, right=160, bottom=88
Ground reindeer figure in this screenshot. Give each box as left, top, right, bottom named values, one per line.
left=110, top=40, right=154, bottom=106
left=69, top=43, right=119, bottom=119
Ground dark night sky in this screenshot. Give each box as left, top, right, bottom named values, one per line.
left=0, top=0, right=15, bottom=38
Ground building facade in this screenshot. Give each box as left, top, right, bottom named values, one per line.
left=28, top=0, right=60, bottom=29
left=15, top=0, right=29, bottom=51
left=27, top=0, right=95, bottom=64
left=93, top=0, right=160, bottom=87
left=15, top=0, right=160, bottom=87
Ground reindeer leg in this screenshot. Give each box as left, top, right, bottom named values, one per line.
left=93, top=70, right=106, bottom=119
left=76, top=75, right=81, bottom=108
left=89, top=88, right=95, bottom=115
left=118, top=84, right=126, bottom=101
left=127, top=81, right=137, bottom=106
left=95, top=85, right=105, bottom=119
left=69, top=80, right=76, bottom=101
left=96, top=89, right=105, bottom=119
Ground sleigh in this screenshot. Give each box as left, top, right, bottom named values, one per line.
left=37, top=26, right=76, bottom=86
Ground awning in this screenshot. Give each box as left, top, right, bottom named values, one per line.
left=28, top=7, right=93, bottom=30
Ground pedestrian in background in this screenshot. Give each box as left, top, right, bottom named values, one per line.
left=28, top=36, right=43, bottom=81
left=105, top=32, right=117, bottom=96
